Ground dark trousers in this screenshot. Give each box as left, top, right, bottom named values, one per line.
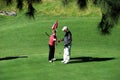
left=48, top=45, right=55, bottom=61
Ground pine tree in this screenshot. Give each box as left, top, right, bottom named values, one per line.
left=0, top=0, right=120, bottom=34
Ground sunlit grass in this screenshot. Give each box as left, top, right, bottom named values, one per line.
left=0, top=15, right=120, bottom=80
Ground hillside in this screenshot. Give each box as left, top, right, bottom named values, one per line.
left=0, top=0, right=101, bottom=17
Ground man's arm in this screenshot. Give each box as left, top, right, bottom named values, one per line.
left=58, top=38, right=64, bottom=43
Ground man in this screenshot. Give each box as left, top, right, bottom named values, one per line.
left=58, top=26, right=72, bottom=64
left=48, top=30, right=57, bottom=62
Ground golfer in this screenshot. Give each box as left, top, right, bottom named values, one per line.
left=58, top=26, right=72, bottom=64
left=48, top=30, right=57, bottom=62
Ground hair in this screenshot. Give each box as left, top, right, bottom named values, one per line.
left=52, top=30, right=56, bottom=33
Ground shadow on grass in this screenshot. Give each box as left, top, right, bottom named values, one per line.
left=56, top=56, right=115, bottom=64
left=0, top=56, right=28, bottom=61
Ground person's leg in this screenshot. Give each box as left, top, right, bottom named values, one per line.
left=61, top=47, right=66, bottom=62
left=64, top=47, right=69, bottom=63
left=52, top=46, right=56, bottom=61
left=48, top=45, right=53, bottom=61
left=51, top=46, right=55, bottom=60
left=64, top=46, right=71, bottom=63
left=67, top=45, right=71, bottom=62
left=63, top=47, right=66, bottom=62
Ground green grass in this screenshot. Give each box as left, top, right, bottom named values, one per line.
left=0, top=14, right=120, bottom=80
left=34, top=0, right=101, bottom=17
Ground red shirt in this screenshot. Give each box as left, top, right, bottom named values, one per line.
left=49, top=34, right=57, bottom=46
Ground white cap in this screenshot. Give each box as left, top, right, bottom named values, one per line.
left=62, top=26, right=68, bottom=31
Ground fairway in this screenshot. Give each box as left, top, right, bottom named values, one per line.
left=0, top=15, right=120, bottom=80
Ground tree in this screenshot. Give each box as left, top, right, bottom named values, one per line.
left=0, top=0, right=41, bottom=18
left=93, top=0, right=120, bottom=34
left=63, top=0, right=120, bottom=34
left=0, top=0, right=120, bottom=34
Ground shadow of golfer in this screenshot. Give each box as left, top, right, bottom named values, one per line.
left=69, top=56, right=115, bottom=64
left=0, top=56, right=28, bottom=61
left=56, top=56, right=115, bottom=64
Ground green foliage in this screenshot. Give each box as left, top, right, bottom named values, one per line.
left=93, top=0, right=120, bottom=34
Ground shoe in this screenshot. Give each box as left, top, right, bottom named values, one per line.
left=49, top=60, right=53, bottom=63
left=64, top=61, right=69, bottom=64
left=52, top=58, right=56, bottom=61
left=61, top=60, right=64, bottom=62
